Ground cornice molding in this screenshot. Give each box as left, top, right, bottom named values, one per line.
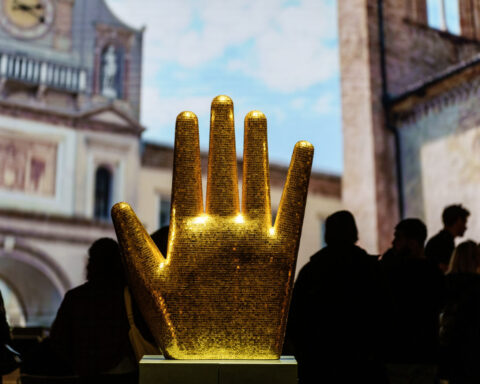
left=0, top=99, right=144, bottom=136
left=392, top=68, right=480, bottom=125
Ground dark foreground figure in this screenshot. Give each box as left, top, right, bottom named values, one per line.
left=286, top=210, right=387, bottom=383
left=425, top=204, right=469, bottom=273
left=22, top=238, right=138, bottom=384
left=439, top=240, right=480, bottom=383
left=381, top=219, right=444, bottom=383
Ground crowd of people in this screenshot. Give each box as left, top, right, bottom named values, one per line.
left=0, top=204, right=476, bottom=383
left=286, top=204, right=476, bottom=384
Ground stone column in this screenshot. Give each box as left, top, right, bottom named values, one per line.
left=338, top=0, right=400, bottom=254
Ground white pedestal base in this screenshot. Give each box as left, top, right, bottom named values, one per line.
left=139, top=355, right=297, bottom=384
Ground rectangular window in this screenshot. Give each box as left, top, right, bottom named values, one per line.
left=427, top=0, right=460, bottom=34
left=158, top=196, right=171, bottom=228
left=320, top=218, right=326, bottom=249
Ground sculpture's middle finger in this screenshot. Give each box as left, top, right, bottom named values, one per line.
left=206, top=95, right=240, bottom=216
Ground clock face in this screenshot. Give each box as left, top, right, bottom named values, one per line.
left=0, top=0, right=55, bottom=39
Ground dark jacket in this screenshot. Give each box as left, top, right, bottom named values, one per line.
left=49, top=281, right=133, bottom=376
left=439, top=273, right=480, bottom=381
left=286, top=244, right=386, bottom=383
left=425, top=229, right=455, bottom=269
left=381, top=251, right=445, bottom=364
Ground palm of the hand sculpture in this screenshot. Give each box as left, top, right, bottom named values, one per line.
left=112, top=96, right=313, bottom=359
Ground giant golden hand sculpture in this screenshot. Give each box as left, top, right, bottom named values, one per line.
left=112, top=95, right=313, bottom=359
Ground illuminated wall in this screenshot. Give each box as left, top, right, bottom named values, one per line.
left=398, top=80, right=480, bottom=240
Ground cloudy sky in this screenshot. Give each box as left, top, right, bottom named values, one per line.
left=105, top=0, right=341, bottom=173
left=105, top=0, right=460, bottom=174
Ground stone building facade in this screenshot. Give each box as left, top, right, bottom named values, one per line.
left=339, top=0, right=480, bottom=254
left=0, top=0, right=341, bottom=327
left=0, top=0, right=143, bottom=326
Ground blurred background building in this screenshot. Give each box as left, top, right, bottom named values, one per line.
left=340, top=0, right=480, bottom=254
left=0, top=0, right=341, bottom=327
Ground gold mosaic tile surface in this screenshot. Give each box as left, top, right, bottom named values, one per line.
left=112, top=95, right=313, bottom=359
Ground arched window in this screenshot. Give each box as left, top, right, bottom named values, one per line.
left=94, top=166, right=112, bottom=220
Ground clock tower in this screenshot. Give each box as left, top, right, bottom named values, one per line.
left=0, top=0, right=55, bottom=39
left=0, top=0, right=75, bottom=52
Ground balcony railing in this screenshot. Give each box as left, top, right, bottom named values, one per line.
left=0, top=52, right=87, bottom=93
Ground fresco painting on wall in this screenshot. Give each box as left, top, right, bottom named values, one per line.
left=0, top=133, right=57, bottom=197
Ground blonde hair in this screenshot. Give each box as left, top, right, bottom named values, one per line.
left=448, top=240, right=480, bottom=274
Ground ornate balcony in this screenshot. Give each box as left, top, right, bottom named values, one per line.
left=0, top=52, right=87, bottom=93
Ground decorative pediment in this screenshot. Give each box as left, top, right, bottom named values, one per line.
left=88, top=110, right=131, bottom=127
left=79, top=104, right=144, bottom=135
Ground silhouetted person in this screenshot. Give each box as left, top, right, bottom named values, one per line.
left=381, top=218, right=444, bottom=383
left=439, top=241, right=480, bottom=383
left=425, top=204, right=470, bottom=273
left=49, top=238, right=137, bottom=383
left=286, top=210, right=387, bottom=383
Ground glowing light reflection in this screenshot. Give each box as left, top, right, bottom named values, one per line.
left=192, top=215, right=208, bottom=225
left=234, top=214, right=245, bottom=224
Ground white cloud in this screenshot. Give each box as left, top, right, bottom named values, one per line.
left=248, top=0, right=338, bottom=92
left=312, top=94, right=338, bottom=115
left=291, top=97, right=307, bottom=110
left=141, top=86, right=212, bottom=131
left=290, top=94, right=338, bottom=115
left=106, top=0, right=338, bottom=92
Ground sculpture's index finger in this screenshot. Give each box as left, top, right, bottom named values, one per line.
left=206, top=95, right=240, bottom=216
left=275, top=141, right=314, bottom=244
left=172, top=111, right=203, bottom=218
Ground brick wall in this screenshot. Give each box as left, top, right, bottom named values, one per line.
left=53, top=0, right=74, bottom=51
left=459, top=0, right=480, bottom=40
left=383, top=0, right=480, bottom=96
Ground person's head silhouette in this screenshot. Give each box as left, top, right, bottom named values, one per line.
left=448, top=240, right=480, bottom=274
left=86, top=237, right=125, bottom=285
left=392, top=218, right=427, bottom=259
left=324, top=210, right=358, bottom=246
left=442, top=204, right=470, bottom=238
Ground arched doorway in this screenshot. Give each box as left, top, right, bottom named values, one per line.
left=0, top=279, right=26, bottom=327
left=0, top=238, right=70, bottom=326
